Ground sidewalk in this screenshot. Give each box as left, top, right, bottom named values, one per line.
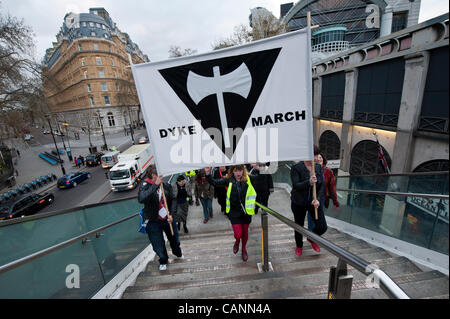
left=0, top=128, right=147, bottom=194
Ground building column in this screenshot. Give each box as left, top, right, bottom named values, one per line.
left=380, top=5, right=393, bottom=37
left=312, top=77, right=322, bottom=146
left=391, top=52, right=430, bottom=173
left=339, top=68, right=358, bottom=174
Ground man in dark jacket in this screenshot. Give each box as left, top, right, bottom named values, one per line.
left=249, top=163, right=274, bottom=214
left=138, top=165, right=183, bottom=270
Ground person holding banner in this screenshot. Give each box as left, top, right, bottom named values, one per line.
left=205, top=165, right=257, bottom=262
left=138, top=165, right=183, bottom=271
left=290, top=146, right=327, bottom=257
left=213, top=166, right=229, bottom=214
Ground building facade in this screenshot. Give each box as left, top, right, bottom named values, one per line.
left=280, top=0, right=421, bottom=62
left=43, top=8, right=149, bottom=136
left=311, top=13, right=449, bottom=175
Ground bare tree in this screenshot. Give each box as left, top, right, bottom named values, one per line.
left=211, top=9, right=288, bottom=50
left=168, top=45, right=197, bottom=58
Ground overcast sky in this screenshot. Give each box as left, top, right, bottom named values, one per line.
left=1, top=0, right=449, bottom=62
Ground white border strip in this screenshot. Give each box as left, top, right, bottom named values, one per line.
left=92, top=243, right=155, bottom=299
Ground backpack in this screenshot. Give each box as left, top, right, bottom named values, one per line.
left=138, top=209, right=148, bottom=234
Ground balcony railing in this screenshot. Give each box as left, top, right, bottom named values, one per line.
left=312, top=41, right=350, bottom=53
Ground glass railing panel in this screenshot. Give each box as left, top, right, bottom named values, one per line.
left=82, top=198, right=147, bottom=283
left=0, top=240, right=104, bottom=299
left=0, top=209, right=87, bottom=266
left=271, top=161, right=295, bottom=188
left=326, top=189, right=449, bottom=255
left=337, top=173, right=449, bottom=195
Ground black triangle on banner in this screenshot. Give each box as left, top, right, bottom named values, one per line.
left=158, top=48, right=281, bottom=159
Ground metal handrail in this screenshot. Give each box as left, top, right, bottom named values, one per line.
left=255, top=202, right=410, bottom=299
left=0, top=211, right=139, bottom=275
left=336, top=188, right=449, bottom=199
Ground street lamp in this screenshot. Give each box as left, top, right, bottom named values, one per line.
left=45, top=114, right=66, bottom=175
left=127, top=106, right=135, bottom=145
left=61, top=122, right=72, bottom=162
left=97, top=111, right=108, bottom=151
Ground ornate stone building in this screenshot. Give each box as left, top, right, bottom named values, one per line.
left=43, top=7, right=149, bottom=136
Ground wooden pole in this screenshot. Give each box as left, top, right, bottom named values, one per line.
left=308, top=11, right=318, bottom=221
left=160, top=182, right=174, bottom=236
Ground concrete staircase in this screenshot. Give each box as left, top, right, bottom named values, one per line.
left=122, top=189, right=449, bottom=299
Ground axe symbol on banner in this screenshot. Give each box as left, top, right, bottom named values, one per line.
left=187, top=63, right=252, bottom=148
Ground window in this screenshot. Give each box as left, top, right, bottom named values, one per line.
left=320, top=72, right=345, bottom=120
left=104, top=34, right=109, bottom=39
left=96, top=23, right=101, bottom=28
left=96, top=57, right=102, bottom=65
left=78, top=43, right=82, bottom=51
left=101, top=24, right=106, bottom=30
left=89, top=96, right=95, bottom=106
left=107, top=112, right=115, bottom=126
left=111, top=59, right=115, bottom=66
left=113, top=71, right=117, bottom=78
left=87, top=84, right=91, bottom=92
left=392, top=12, right=408, bottom=33
left=89, top=22, right=94, bottom=27
left=104, top=96, right=111, bottom=105
left=116, top=82, right=120, bottom=91
left=93, top=43, right=98, bottom=50
left=98, top=69, right=104, bottom=78
left=109, top=45, right=112, bottom=52
left=91, top=31, right=96, bottom=37
left=81, top=59, right=86, bottom=66
left=81, top=22, right=87, bottom=27
left=84, top=71, right=88, bottom=79
left=101, top=82, right=108, bottom=91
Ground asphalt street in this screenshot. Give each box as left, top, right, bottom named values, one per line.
left=36, top=131, right=150, bottom=214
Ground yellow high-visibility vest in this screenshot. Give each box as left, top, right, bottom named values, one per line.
left=185, top=170, right=196, bottom=177
left=225, top=178, right=256, bottom=215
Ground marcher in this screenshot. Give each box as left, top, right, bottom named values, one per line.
left=205, top=165, right=257, bottom=262
left=195, top=169, right=215, bottom=223
left=138, top=165, right=183, bottom=271
left=248, top=163, right=274, bottom=214
left=290, top=145, right=327, bottom=257
left=172, top=174, right=192, bottom=233
left=213, top=166, right=228, bottom=214
left=307, top=153, right=339, bottom=231
left=184, top=170, right=196, bottom=205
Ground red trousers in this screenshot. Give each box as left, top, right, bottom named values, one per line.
left=232, top=224, right=249, bottom=250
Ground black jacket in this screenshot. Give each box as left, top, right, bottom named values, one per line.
left=206, top=174, right=254, bottom=225
left=138, top=180, right=177, bottom=222
left=249, top=167, right=274, bottom=198
left=290, top=162, right=324, bottom=206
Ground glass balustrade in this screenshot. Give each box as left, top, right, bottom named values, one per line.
left=271, top=165, right=449, bottom=255
left=0, top=198, right=145, bottom=298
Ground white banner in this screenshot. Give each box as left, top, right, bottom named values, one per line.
left=132, top=28, right=314, bottom=176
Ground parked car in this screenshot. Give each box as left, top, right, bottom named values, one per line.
left=0, top=192, right=54, bottom=220
left=43, top=129, right=50, bottom=134
left=57, top=171, right=91, bottom=189
left=24, top=134, right=33, bottom=141
left=138, top=136, right=149, bottom=144
left=85, top=152, right=104, bottom=167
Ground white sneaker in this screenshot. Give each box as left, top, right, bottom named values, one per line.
left=176, top=254, right=184, bottom=259
left=159, top=264, right=167, bottom=271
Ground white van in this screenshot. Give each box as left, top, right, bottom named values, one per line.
left=101, top=151, right=120, bottom=169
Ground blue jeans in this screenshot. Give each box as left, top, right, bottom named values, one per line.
left=146, top=218, right=182, bottom=265
left=200, top=198, right=213, bottom=219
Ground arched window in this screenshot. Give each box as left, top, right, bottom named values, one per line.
left=319, top=130, right=340, bottom=160
left=107, top=112, right=115, bottom=127
left=413, top=160, right=449, bottom=173
left=350, top=140, right=392, bottom=175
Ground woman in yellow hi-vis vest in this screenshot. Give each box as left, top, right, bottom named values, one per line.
left=205, top=165, right=256, bottom=262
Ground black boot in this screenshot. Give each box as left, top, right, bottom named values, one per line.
left=183, top=223, right=189, bottom=234
left=177, top=222, right=181, bottom=231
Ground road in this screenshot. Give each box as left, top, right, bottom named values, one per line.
left=38, top=132, right=151, bottom=214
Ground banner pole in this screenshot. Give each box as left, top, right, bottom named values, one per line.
left=160, top=183, right=174, bottom=236
left=307, top=11, right=318, bottom=220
